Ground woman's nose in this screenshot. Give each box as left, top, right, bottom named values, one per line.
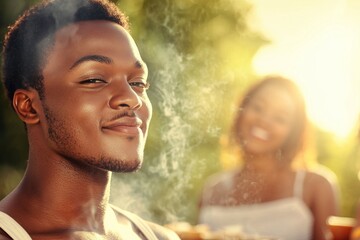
left=258, top=111, right=273, bottom=126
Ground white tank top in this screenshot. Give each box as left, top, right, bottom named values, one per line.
left=199, top=171, right=313, bottom=240
left=0, top=207, right=159, bottom=240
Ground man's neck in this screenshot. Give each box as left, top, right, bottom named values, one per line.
left=1, top=154, right=114, bottom=234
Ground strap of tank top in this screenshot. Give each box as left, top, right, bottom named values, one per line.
left=0, top=211, right=32, bottom=240
left=111, top=205, right=159, bottom=240
left=293, top=170, right=306, bottom=199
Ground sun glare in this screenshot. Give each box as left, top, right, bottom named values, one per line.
left=250, top=0, right=360, bottom=139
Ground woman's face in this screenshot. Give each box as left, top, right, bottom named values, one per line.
left=238, top=84, right=297, bottom=157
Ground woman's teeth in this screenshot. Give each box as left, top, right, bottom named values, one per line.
left=251, top=127, right=269, bottom=141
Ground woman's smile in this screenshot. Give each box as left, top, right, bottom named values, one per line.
left=250, top=126, right=270, bottom=141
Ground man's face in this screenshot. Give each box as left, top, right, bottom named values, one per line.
left=39, top=20, right=152, bottom=172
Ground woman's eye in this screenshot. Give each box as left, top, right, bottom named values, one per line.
left=274, top=115, right=291, bottom=125
left=249, top=102, right=263, bottom=113
left=129, top=82, right=150, bottom=91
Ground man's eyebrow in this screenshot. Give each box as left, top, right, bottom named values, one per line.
left=69, top=55, right=113, bottom=70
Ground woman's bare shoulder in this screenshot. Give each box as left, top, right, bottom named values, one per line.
left=303, top=169, right=339, bottom=204
left=304, top=169, right=337, bottom=188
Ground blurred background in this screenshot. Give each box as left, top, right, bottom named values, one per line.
left=0, top=0, right=359, bottom=225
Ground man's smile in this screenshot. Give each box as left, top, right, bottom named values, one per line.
left=102, top=116, right=143, bottom=135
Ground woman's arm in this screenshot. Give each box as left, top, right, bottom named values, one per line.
left=306, top=172, right=339, bottom=240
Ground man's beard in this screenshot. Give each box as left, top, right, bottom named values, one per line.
left=42, top=104, right=142, bottom=173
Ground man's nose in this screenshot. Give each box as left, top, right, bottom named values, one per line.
left=109, top=80, right=142, bottom=110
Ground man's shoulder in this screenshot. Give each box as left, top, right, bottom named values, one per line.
left=146, top=221, right=181, bottom=240
left=111, top=205, right=180, bottom=240
left=0, top=229, right=12, bottom=240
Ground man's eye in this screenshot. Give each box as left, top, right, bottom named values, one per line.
left=80, top=79, right=106, bottom=84
left=129, top=82, right=150, bottom=91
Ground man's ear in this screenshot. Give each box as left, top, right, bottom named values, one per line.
left=13, top=89, right=41, bottom=124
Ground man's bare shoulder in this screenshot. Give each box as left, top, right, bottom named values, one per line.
left=146, top=221, right=181, bottom=240
left=111, top=205, right=180, bottom=240
left=0, top=230, right=11, bottom=240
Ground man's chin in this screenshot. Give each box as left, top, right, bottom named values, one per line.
left=111, top=159, right=143, bottom=173
left=83, top=155, right=143, bottom=173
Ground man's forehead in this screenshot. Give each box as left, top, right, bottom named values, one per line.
left=42, top=20, right=145, bottom=75
left=51, top=20, right=141, bottom=60
left=54, top=20, right=128, bottom=44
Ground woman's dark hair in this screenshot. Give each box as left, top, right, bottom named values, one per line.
left=230, top=75, right=308, bottom=164
left=2, top=0, right=128, bottom=102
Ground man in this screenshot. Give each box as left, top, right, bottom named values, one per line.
left=0, top=0, right=179, bottom=239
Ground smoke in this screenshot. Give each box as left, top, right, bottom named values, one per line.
left=110, top=0, right=259, bottom=225
left=110, top=41, right=232, bottom=224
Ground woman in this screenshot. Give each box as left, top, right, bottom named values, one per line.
left=199, top=76, right=338, bottom=240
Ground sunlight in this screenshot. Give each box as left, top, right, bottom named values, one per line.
left=250, top=0, right=360, bottom=139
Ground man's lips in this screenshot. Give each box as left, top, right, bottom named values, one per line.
left=102, top=117, right=143, bottom=135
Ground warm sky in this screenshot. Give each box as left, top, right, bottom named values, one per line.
left=248, top=0, right=360, bottom=139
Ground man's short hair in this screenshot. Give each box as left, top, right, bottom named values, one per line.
left=2, top=0, right=129, bottom=101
